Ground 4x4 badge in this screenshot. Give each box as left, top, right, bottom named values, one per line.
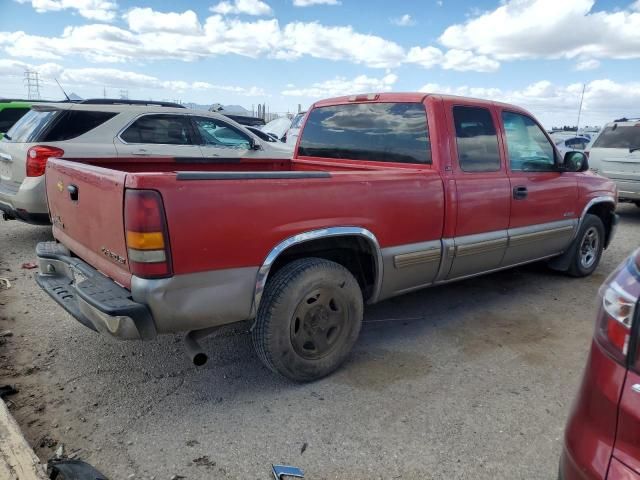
left=57, top=180, right=64, bottom=192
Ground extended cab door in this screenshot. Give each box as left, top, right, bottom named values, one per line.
left=499, top=110, right=578, bottom=265
left=115, top=114, right=203, bottom=160
left=444, top=102, right=511, bottom=279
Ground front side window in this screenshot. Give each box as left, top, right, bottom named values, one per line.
left=502, top=111, right=556, bottom=171
left=298, top=102, right=431, bottom=164
left=193, top=117, right=251, bottom=149
left=592, top=125, right=640, bottom=149
left=121, top=115, right=193, bottom=145
left=452, top=106, right=501, bottom=172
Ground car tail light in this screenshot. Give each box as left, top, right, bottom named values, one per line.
left=26, top=146, right=64, bottom=177
left=124, top=189, right=172, bottom=278
left=595, top=250, right=640, bottom=365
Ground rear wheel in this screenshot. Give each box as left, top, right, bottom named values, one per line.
left=252, top=258, right=363, bottom=382
left=567, top=214, right=605, bottom=277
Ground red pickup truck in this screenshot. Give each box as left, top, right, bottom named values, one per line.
left=36, top=93, right=618, bottom=381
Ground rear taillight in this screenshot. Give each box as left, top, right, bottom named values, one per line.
left=26, top=146, right=64, bottom=177
left=124, top=189, right=172, bottom=279
left=595, top=250, right=640, bottom=365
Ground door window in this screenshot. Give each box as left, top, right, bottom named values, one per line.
left=502, top=111, right=556, bottom=171
left=565, top=137, right=589, bottom=150
left=452, top=106, right=501, bottom=172
left=193, top=117, right=251, bottom=149
left=120, top=115, right=194, bottom=145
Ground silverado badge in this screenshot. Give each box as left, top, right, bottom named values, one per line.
left=100, top=247, right=126, bottom=265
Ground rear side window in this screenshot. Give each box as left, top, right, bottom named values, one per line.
left=452, top=106, right=501, bottom=172
left=593, top=125, right=640, bottom=149
left=41, top=110, right=117, bottom=142
left=4, top=110, right=58, bottom=143
left=298, top=102, right=431, bottom=164
left=121, top=115, right=194, bottom=145
left=0, top=107, right=30, bottom=133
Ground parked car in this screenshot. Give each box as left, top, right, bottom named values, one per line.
left=262, top=116, right=292, bottom=142
left=552, top=134, right=591, bottom=157
left=0, top=100, right=292, bottom=224
left=35, top=93, right=617, bottom=382
left=0, top=99, right=32, bottom=139
left=560, top=248, right=640, bottom=480
left=587, top=118, right=640, bottom=207
left=285, top=111, right=306, bottom=145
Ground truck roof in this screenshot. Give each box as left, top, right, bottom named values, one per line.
left=313, top=92, right=521, bottom=112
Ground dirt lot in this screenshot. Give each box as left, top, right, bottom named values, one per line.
left=1, top=206, right=638, bottom=480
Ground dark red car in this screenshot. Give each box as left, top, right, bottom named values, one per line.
left=562, top=248, right=640, bottom=479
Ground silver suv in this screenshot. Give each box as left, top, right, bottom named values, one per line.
left=588, top=118, right=640, bottom=207
left=0, top=100, right=292, bottom=224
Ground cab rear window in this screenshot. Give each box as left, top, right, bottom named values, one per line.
left=592, top=125, right=640, bottom=149
left=298, top=102, right=431, bottom=164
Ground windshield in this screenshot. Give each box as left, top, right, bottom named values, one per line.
left=592, top=124, right=640, bottom=149
left=4, top=109, right=59, bottom=143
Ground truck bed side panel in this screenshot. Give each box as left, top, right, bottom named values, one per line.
left=138, top=168, right=445, bottom=275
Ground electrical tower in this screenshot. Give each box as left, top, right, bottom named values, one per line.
left=119, top=89, right=129, bottom=100
left=24, top=70, right=41, bottom=100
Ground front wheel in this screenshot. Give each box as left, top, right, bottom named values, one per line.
left=567, top=214, right=605, bottom=277
left=252, top=258, right=363, bottom=382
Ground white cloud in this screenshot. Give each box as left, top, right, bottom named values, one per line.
left=279, top=22, right=405, bottom=68
left=124, top=8, right=201, bottom=35
left=15, top=0, right=118, bottom=21
left=391, top=14, right=415, bottom=26
left=210, top=0, right=273, bottom=16
left=439, top=0, right=640, bottom=61
left=575, top=58, right=600, bottom=71
left=292, top=0, right=340, bottom=6
left=418, top=79, right=640, bottom=126
left=282, top=73, right=398, bottom=98
left=406, top=46, right=500, bottom=72
left=0, top=59, right=266, bottom=97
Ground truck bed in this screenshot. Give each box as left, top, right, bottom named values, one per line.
left=45, top=157, right=444, bottom=297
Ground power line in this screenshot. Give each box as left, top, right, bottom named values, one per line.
left=23, top=70, right=41, bottom=100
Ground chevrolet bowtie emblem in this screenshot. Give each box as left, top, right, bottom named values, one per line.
left=57, top=180, right=64, bottom=192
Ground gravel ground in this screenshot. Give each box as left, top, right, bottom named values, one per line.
left=1, top=205, right=639, bottom=480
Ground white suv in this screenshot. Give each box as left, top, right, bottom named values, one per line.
left=588, top=118, right=640, bottom=207
left=0, top=100, right=292, bottom=224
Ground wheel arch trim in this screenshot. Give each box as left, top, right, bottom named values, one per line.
left=573, top=195, right=616, bottom=241
left=250, top=227, right=383, bottom=319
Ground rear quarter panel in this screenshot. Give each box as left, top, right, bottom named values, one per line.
left=128, top=168, right=445, bottom=275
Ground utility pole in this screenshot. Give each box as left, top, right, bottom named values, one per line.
left=103, top=86, right=107, bottom=98
left=576, top=84, right=586, bottom=134
left=24, top=70, right=41, bottom=100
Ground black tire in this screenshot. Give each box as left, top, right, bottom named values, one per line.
left=567, top=214, right=605, bottom=277
left=252, top=258, right=363, bottom=382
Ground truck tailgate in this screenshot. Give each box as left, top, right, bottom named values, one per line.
left=46, top=159, right=132, bottom=288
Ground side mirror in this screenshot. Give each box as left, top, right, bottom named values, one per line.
left=562, top=151, right=589, bottom=172
left=249, top=137, right=261, bottom=151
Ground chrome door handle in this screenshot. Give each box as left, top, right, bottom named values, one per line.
left=132, top=149, right=150, bottom=156
left=632, top=384, right=640, bottom=393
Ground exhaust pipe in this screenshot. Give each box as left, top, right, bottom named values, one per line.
left=184, top=326, right=221, bottom=366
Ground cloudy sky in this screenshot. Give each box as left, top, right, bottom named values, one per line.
left=1, top=0, right=640, bottom=126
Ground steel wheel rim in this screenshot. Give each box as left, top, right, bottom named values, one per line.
left=579, top=226, right=599, bottom=269
left=290, top=286, right=348, bottom=360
